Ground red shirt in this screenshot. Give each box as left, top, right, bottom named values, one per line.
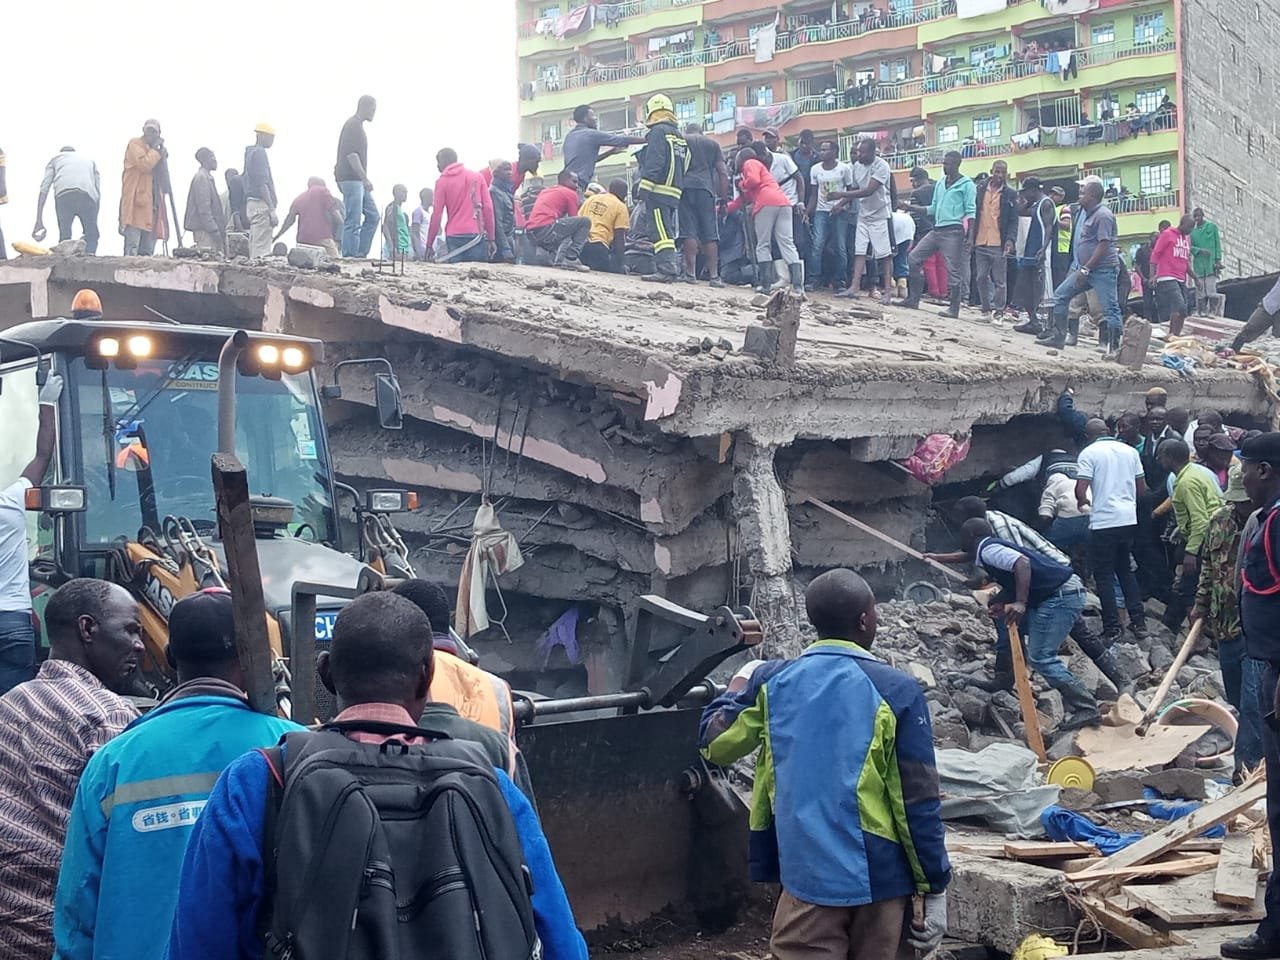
left=525, top=185, right=581, bottom=230
left=288, top=185, right=339, bottom=246
left=726, top=158, right=790, bottom=216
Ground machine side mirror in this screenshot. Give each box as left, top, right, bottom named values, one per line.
left=375, top=373, right=403, bottom=431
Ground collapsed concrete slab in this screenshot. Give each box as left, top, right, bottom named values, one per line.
left=0, top=254, right=1271, bottom=682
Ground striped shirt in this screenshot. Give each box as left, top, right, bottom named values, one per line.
left=0, top=659, right=137, bottom=959
left=986, top=509, right=1071, bottom=566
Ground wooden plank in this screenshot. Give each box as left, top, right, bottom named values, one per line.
left=1079, top=894, right=1180, bottom=949
left=1067, top=924, right=1256, bottom=960
left=946, top=841, right=1007, bottom=858
left=1007, top=621, right=1047, bottom=762
left=1064, top=853, right=1218, bottom=881
left=804, top=497, right=967, bottom=583
left=212, top=452, right=276, bottom=715
left=1215, top=833, right=1261, bottom=907
left=1123, top=872, right=1264, bottom=925
left=1003, top=840, right=1099, bottom=860
left=1076, top=780, right=1267, bottom=885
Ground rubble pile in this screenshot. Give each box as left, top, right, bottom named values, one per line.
left=872, top=593, right=1231, bottom=763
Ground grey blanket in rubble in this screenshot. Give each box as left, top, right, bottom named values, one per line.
left=936, top=741, right=1060, bottom=838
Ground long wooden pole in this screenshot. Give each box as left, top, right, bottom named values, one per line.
left=806, top=496, right=967, bottom=583
left=1135, top=618, right=1203, bottom=736
left=1007, top=621, right=1047, bottom=761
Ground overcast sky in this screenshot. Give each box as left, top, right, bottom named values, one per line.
left=3, top=0, right=518, bottom=255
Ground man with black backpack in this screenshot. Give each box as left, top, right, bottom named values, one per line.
left=162, top=591, right=586, bottom=960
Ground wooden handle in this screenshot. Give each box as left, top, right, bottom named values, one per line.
left=1136, top=618, right=1204, bottom=736
left=806, top=497, right=967, bottom=583
left=1007, top=621, right=1047, bottom=761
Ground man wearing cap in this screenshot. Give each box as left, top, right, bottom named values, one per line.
left=1010, top=176, right=1056, bottom=335
left=1041, top=177, right=1123, bottom=353
left=184, top=148, right=226, bottom=255
left=243, top=124, right=278, bottom=258
left=120, top=120, right=165, bottom=256
left=52, top=588, right=301, bottom=960
left=0, top=372, right=63, bottom=692
left=33, top=146, right=100, bottom=254
left=1223, top=433, right=1280, bottom=960
left=1192, top=464, right=1259, bottom=774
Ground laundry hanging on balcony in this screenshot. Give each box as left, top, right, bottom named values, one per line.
left=754, top=21, right=777, bottom=62
left=1045, top=0, right=1098, bottom=12
left=955, top=0, right=1006, bottom=18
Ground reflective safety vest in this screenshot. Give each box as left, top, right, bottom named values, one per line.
left=428, top=650, right=515, bottom=745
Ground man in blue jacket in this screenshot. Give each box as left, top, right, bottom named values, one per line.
left=161, top=591, right=587, bottom=960
left=53, top=588, right=302, bottom=960
left=699, top=569, right=950, bottom=960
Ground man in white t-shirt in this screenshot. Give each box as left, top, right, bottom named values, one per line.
left=0, top=373, right=63, bottom=693
left=804, top=140, right=854, bottom=292
left=838, top=138, right=894, bottom=305
left=1075, top=416, right=1150, bottom=643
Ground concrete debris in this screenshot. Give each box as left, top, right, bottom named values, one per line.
left=287, top=244, right=329, bottom=270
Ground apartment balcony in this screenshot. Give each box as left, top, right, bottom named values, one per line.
left=920, top=39, right=1178, bottom=117
left=916, top=0, right=1059, bottom=45
left=702, top=7, right=937, bottom=84
left=730, top=78, right=925, bottom=138
left=1115, top=191, right=1182, bottom=237
left=517, top=0, right=702, bottom=56
left=520, top=54, right=707, bottom=117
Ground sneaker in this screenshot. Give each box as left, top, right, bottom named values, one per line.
left=835, top=287, right=860, bottom=299
left=1013, top=320, right=1043, bottom=335
left=1035, top=329, right=1058, bottom=343
left=1130, top=622, right=1150, bottom=641
left=1041, top=337, right=1066, bottom=350
left=642, top=273, right=675, bottom=283
left=560, top=261, right=590, bottom=272
left=709, top=277, right=725, bottom=288
left=1220, top=934, right=1280, bottom=960
left=678, top=273, right=698, bottom=284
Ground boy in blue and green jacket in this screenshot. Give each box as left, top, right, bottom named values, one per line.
left=699, top=569, right=950, bottom=960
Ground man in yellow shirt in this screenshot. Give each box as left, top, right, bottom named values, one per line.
left=578, top=179, right=629, bottom=274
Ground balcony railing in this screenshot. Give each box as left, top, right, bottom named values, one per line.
left=922, top=36, right=1177, bottom=93
left=518, top=0, right=698, bottom=41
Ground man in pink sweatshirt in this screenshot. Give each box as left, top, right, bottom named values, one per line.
left=1149, top=213, right=1194, bottom=336
left=426, top=148, right=495, bottom=263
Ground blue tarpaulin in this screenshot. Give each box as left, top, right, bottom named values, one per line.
left=1041, top=806, right=1143, bottom=855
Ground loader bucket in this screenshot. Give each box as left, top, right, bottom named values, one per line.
left=518, top=707, right=750, bottom=935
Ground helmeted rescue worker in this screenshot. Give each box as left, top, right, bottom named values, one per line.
left=635, top=93, right=689, bottom=283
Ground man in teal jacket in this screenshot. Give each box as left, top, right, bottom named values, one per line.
left=52, top=588, right=301, bottom=960
left=699, top=569, right=950, bottom=960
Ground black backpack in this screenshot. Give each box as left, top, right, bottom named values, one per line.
left=258, top=721, right=541, bottom=960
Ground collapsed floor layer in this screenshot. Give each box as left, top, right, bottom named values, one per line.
left=0, top=255, right=1270, bottom=688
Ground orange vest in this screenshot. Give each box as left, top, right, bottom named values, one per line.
left=428, top=651, right=516, bottom=749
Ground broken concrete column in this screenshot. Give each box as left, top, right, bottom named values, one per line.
left=732, top=436, right=803, bottom=658
left=741, top=290, right=800, bottom=365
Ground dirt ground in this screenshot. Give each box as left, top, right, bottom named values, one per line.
left=590, top=899, right=775, bottom=960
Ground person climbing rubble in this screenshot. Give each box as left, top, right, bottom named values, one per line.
left=955, top=517, right=1101, bottom=730
left=699, top=569, right=950, bottom=960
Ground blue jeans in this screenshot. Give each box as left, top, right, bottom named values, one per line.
left=1027, top=586, right=1088, bottom=697
left=1235, top=653, right=1266, bottom=773
left=807, top=210, right=848, bottom=287
left=337, top=180, right=379, bottom=258
left=893, top=240, right=910, bottom=280
left=446, top=234, right=489, bottom=263
left=1051, top=264, right=1122, bottom=337
left=1047, top=514, right=1090, bottom=552
left=0, top=610, right=35, bottom=694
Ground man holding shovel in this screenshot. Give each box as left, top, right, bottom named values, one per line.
left=955, top=517, right=1101, bottom=731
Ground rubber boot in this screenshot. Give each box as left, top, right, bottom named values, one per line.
left=753, top=262, right=770, bottom=294
left=939, top=287, right=961, bottom=319
left=1057, top=676, right=1102, bottom=730
left=1066, top=315, right=1079, bottom=347
left=788, top=262, right=805, bottom=297
left=968, top=643, right=1014, bottom=692
left=771, top=259, right=789, bottom=291
left=644, top=248, right=679, bottom=282
left=900, top=275, right=925, bottom=309
left=1071, top=619, right=1132, bottom=693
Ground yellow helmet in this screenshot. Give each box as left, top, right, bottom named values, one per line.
left=645, top=93, right=674, bottom=117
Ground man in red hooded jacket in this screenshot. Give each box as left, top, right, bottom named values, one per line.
left=426, top=148, right=495, bottom=263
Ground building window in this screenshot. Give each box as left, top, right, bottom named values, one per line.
left=1134, top=12, right=1163, bottom=43
left=541, top=121, right=562, bottom=142
left=973, top=115, right=1001, bottom=140
left=880, top=58, right=908, bottom=82
left=937, top=123, right=960, bottom=143
left=539, top=4, right=561, bottom=17
left=675, top=97, right=698, bottom=121
left=1134, top=88, right=1166, bottom=114
left=753, top=84, right=773, bottom=106
left=1095, top=96, right=1119, bottom=121
left=1139, top=162, right=1172, bottom=195
left=1091, top=22, right=1115, bottom=45
left=969, top=42, right=997, bottom=66
left=718, top=91, right=737, bottom=112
